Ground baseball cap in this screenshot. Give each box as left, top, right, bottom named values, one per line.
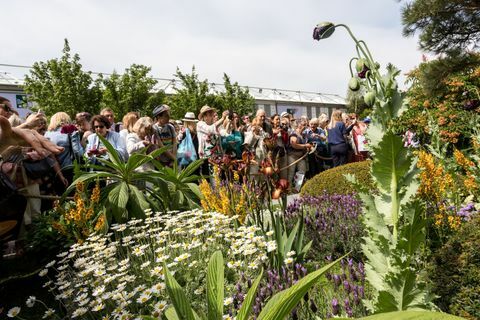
left=152, top=104, right=170, bottom=118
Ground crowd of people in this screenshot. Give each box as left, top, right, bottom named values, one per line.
left=1, top=94, right=371, bottom=253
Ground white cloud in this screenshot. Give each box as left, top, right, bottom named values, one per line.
left=1, top=0, right=423, bottom=96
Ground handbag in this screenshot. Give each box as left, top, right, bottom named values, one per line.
left=177, top=129, right=197, bottom=166
left=0, top=162, right=17, bottom=202
left=23, top=157, right=56, bottom=180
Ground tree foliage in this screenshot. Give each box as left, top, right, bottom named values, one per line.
left=167, top=67, right=256, bottom=119
left=167, top=66, right=218, bottom=120
left=24, top=39, right=102, bottom=117
left=395, top=53, right=480, bottom=147
left=401, top=0, right=480, bottom=54
left=101, top=64, right=160, bottom=119
left=216, top=73, right=256, bottom=116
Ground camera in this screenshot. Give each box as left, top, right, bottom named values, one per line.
left=280, top=123, right=289, bottom=131
left=228, top=110, right=234, bottom=121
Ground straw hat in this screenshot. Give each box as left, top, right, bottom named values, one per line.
left=197, top=105, right=216, bottom=120
left=182, top=112, right=198, bottom=122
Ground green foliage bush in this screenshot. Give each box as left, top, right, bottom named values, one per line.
left=429, top=212, right=480, bottom=319
left=301, top=161, right=374, bottom=196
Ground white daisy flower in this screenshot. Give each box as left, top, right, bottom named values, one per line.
left=71, top=307, right=88, bottom=318
left=26, top=296, right=36, bottom=307
left=38, top=269, right=48, bottom=277
left=284, top=257, right=294, bottom=265
left=136, top=292, right=152, bottom=304
left=7, top=306, right=21, bottom=318
left=224, top=297, right=234, bottom=306
left=42, top=308, right=55, bottom=318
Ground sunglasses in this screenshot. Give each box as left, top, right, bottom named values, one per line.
left=0, top=104, right=12, bottom=112
left=94, top=125, right=105, bottom=129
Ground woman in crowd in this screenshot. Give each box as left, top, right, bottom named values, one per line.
left=119, top=111, right=139, bottom=143
left=327, top=110, right=356, bottom=167
left=177, top=112, right=199, bottom=169
left=126, top=116, right=155, bottom=172
left=287, top=118, right=312, bottom=186
left=44, top=112, right=84, bottom=183
left=75, top=112, right=92, bottom=147
left=303, top=117, right=326, bottom=178
left=220, top=112, right=243, bottom=160
left=85, top=115, right=128, bottom=163
left=197, top=105, right=228, bottom=178
left=270, top=113, right=289, bottom=179
left=243, top=117, right=268, bottom=181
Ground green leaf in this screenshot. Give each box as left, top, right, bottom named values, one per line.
left=108, top=182, right=129, bottom=222
left=127, top=185, right=149, bottom=219
left=236, top=269, right=263, bottom=320
left=98, top=135, right=124, bottom=168
left=285, top=218, right=300, bottom=253
left=207, top=251, right=224, bottom=320
left=371, top=132, right=413, bottom=228
left=164, top=307, right=203, bottom=320
left=357, top=310, right=465, bottom=319
left=163, top=263, right=196, bottom=320
left=257, top=256, right=342, bottom=320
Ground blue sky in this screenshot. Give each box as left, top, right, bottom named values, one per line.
left=2, top=0, right=424, bottom=96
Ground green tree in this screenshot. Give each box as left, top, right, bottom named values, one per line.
left=167, top=66, right=218, bottom=119
left=24, top=39, right=102, bottom=117
left=101, top=64, right=159, bottom=119
left=215, top=73, right=256, bottom=116
left=401, top=0, right=480, bottom=54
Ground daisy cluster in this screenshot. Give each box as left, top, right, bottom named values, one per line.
left=38, top=209, right=269, bottom=319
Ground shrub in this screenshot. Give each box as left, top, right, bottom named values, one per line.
left=301, top=161, right=374, bottom=196
left=429, top=211, right=480, bottom=319
left=285, top=194, right=365, bottom=261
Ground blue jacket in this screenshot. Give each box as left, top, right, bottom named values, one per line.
left=327, top=122, right=354, bottom=145
left=86, top=131, right=128, bottom=162
left=45, top=129, right=84, bottom=169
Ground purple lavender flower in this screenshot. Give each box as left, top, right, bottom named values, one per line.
left=333, top=274, right=341, bottom=287
left=331, top=298, right=340, bottom=315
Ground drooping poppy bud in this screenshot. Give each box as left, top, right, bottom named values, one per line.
left=355, top=58, right=367, bottom=73
left=364, top=91, right=376, bottom=107
left=348, top=77, right=360, bottom=91
left=313, top=22, right=335, bottom=40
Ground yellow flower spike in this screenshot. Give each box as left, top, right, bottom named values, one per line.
left=454, top=149, right=475, bottom=170
left=90, top=182, right=101, bottom=204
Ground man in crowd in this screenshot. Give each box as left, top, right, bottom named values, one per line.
left=152, top=104, right=177, bottom=167
left=255, top=109, right=273, bottom=137
left=101, top=107, right=122, bottom=132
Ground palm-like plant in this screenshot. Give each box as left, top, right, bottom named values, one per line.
left=66, top=136, right=202, bottom=223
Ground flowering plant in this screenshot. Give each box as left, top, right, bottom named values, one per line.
left=285, top=194, right=365, bottom=261
left=51, top=181, right=106, bottom=243
left=35, top=210, right=269, bottom=319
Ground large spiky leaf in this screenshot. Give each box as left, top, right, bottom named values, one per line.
left=163, top=263, right=196, bottom=320
left=371, top=132, right=412, bottom=227
left=236, top=269, right=263, bottom=320
left=356, top=310, right=465, bottom=319
left=207, top=251, right=224, bottom=320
